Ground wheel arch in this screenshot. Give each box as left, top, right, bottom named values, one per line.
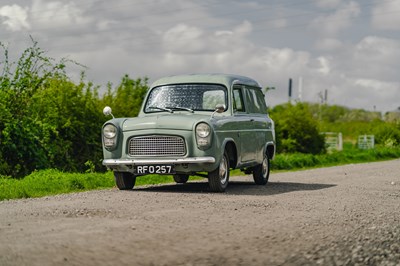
left=222, top=139, right=238, bottom=169
left=265, top=141, right=276, bottom=159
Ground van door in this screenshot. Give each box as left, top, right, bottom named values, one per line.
left=233, top=86, right=257, bottom=163
left=243, top=87, right=271, bottom=162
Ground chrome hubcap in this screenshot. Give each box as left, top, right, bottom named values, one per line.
left=262, top=157, right=268, bottom=178
left=219, top=156, right=228, bottom=185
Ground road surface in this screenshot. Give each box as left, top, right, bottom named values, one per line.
left=1, top=159, right=399, bottom=265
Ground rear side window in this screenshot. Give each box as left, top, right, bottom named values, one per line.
left=233, top=87, right=245, bottom=113
left=245, top=87, right=267, bottom=114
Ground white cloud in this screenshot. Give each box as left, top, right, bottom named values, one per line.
left=355, top=78, right=398, bottom=92
left=314, top=0, right=343, bottom=9
left=0, top=4, right=30, bottom=31
left=263, top=48, right=310, bottom=75
left=315, top=38, right=343, bottom=51
left=96, top=20, right=118, bottom=31
left=316, top=56, right=331, bottom=75
left=162, top=24, right=205, bottom=54
left=353, top=78, right=400, bottom=110
left=215, top=30, right=233, bottom=37
left=233, top=20, right=253, bottom=36
left=371, top=0, right=400, bottom=30
left=355, top=36, right=400, bottom=62
left=271, top=18, right=287, bottom=28
left=310, top=1, right=360, bottom=37
left=1, top=0, right=399, bottom=113
left=352, top=36, right=400, bottom=80
left=30, top=0, right=91, bottom=28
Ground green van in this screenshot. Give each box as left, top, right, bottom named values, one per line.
left=102, top=74, right=275, bottom=192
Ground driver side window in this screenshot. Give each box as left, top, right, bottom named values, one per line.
left=203, top=90, right=225, bottom=110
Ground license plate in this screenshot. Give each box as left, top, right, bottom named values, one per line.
left=134, top=165, right=175, bottom=175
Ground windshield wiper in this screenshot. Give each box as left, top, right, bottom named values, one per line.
left=166, top=106, right=194, bottom=113
left=148, top=106, right=173, bottom=113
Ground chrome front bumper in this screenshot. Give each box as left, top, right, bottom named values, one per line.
left=102, top=157, right=216, bottom=166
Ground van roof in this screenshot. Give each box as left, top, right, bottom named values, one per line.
left=151, top=74, right=261, bottom=89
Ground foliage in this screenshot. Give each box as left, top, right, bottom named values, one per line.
left=0, top=40, right=148, bottom=178
left=0, top=40, right=70, bottom=177
left=270, top=102, right=325, bottom=154
left=308, top=103, right=382, bottom=123
left=0, top=169, right=178, bottom=201
left=0, top=169, right=114, bottom=200
left=101, top=74, right=148, bottom=117
left=28, top=77, right=106, bottom=173
left=311, top=104, right=400, bottom=146
left=372, top=122, right=400, bottom=147
left=271, top=146, right=400, bottom=170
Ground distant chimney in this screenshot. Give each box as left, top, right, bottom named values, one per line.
left=288, top=78, right=292, bottom=102
left=298, top=76, right=303, bottom=102
left=324, top=89, right=328, bottom=104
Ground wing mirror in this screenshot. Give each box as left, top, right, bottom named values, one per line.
left=211, top=104, right=226, bottom=118
left=103, top=106, right=115, bottom=119
left=215, top=104, right=225, bottom=113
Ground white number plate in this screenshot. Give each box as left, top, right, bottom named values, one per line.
left=135, top=165, right=175, bottom=175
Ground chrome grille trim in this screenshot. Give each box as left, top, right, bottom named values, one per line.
left=128, top=135, right=186, bottom=156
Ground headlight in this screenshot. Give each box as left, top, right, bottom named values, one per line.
left=195, top=123, right=212, bottom=150
left=103, top=124, right=117, bottom=139
left=196, top=123, right=210, bottom=138
left=103, top=124, right=118, bottom=150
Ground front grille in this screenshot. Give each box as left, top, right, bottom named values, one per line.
left=128, top=135, right=186, bottom=156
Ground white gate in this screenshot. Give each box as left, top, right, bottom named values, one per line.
left=323, top=132, right=343, bottom=151
left=358, top=135, right=374, bottom=149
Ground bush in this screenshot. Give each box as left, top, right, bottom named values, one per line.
left=0, top=40, right=71, bottom=177
left=270, top=146, right=400, bottom=170
left=373, top=122, right=400, bottom=147
left=270, top=103, right=325, bottom=154
left=101, top=74, right=148, bottom=117
left=0, top=41, right=148, bottom=178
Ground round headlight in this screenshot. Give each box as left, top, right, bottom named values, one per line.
left=196, top=123, right=210, bottom=138
left=103, top=124, right=117, bottom=139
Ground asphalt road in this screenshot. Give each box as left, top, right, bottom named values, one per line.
left=1, top=159, right=399, bottom=266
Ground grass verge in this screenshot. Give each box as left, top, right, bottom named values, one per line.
left=271, top=146, right=400, bottom=170
left=1, top=146, right=400, bottom=201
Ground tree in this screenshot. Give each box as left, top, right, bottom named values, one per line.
left=0, top=40, right=70, bottom=177
left=29, top=77, right=106, bottom=173
left=102, top=74, right=149, bottom=117
left=270, top=103, right=325, bottom=154
left=373, top=122, right=400, bottom=147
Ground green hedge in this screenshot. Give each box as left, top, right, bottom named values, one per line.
left=271, top=146, right=400, bottom=170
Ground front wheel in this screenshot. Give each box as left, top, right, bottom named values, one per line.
left=253, top=154, right=270, bottom=185
left=114, top=172, right=136, bottom=190
left=173, top=174, right=189, bottom=184
left=208, top=152, right=230, bottom=192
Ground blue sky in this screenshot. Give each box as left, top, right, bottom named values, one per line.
left=1, top=0, right=400, bottom=112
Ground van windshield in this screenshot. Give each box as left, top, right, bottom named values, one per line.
left=144, top=84, right=227, bottom=113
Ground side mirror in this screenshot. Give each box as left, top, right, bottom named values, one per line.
left=215, top=104, right=226, bottom=113
left=211, top=104, right=226, bottom=118
left=103, top=106, right=115, bottom=118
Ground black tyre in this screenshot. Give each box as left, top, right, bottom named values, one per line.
left=253, top=154, right=270, bottom=185
left=173, top=174, right=189, bottom=184
left=208, top=152, right=230, bottom=192
left=114, top=172, right=136, bottom=190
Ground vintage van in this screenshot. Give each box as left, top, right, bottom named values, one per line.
left=102, top=74, right=275, bottom=192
